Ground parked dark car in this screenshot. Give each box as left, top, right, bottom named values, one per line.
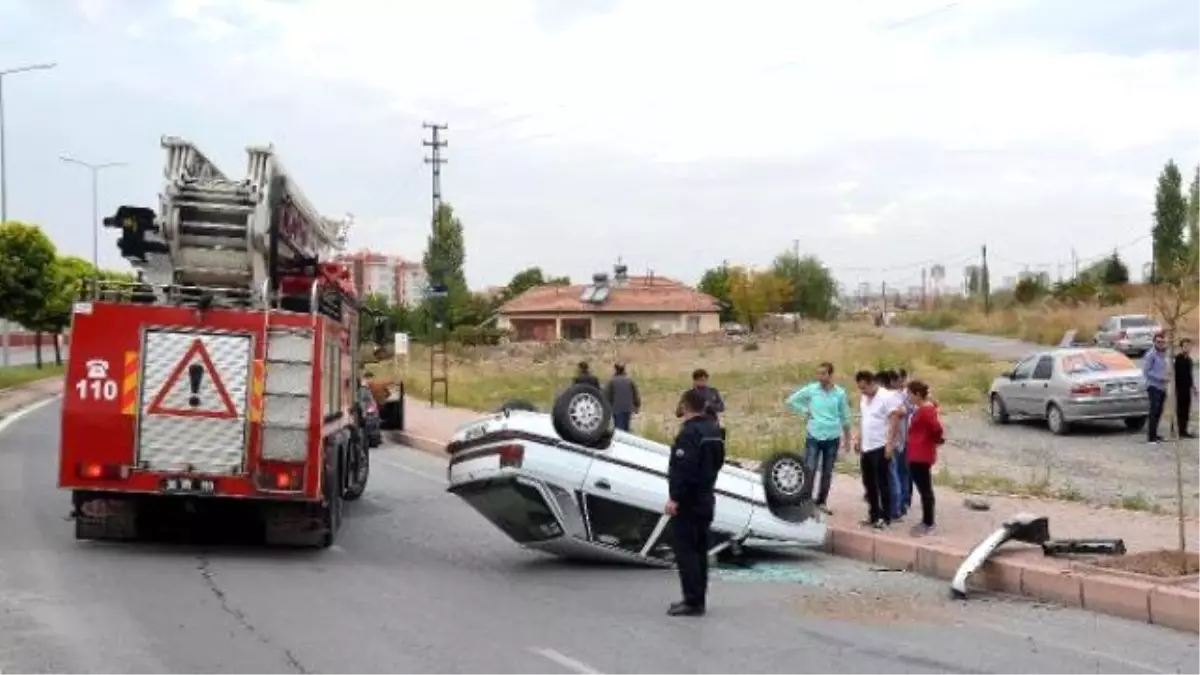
left=357, top=386, right=383, bottom=448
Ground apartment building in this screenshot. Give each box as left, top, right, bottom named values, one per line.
left=336, top=249, right=427, bottom=308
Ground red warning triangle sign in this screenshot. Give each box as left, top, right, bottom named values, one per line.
left=146, top=338, right=239, bottom=420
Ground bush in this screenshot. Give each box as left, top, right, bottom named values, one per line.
left=451, top=325, right=511, bottom=346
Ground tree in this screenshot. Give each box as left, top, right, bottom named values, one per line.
left=0, top=221, right=57, bottom=367
left=421, top=203, right=470, bottom=330
left=1152, top=204, right=1200, bottom=566
left=31, top=256, right=95, bottom=366
left=1188, top=165, right=1199, bottom=247
left=963, top=265, right=982, bottom=296
left=499, top=267, right=569, bottom=304
left=698, top=263, right=735, bottom=323
left=1012, top=276, right=1047, bottom=305
left=771, top=250, right=838, bottom=321
left=1152, top=160, right=1188, bottom=281
left=726, top=266, right=791, bottom=331
left=1100, top=251, right=1130, bottom=286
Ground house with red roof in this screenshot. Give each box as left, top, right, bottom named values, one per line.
left=496, top=264, right=721, bottom=341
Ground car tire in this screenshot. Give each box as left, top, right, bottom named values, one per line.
left=552, top=384, right=614, bottom=449
left=1046, top=403, right=1070, bottom=435
left=761, top=451, right=813, bottom=506
left=1124, top=416, right=1147, bottom=432
left=498, top=398, right=538, bottom=414
left=989, top=394, right=1010, bottom=424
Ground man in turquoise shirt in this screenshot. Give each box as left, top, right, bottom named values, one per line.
left=784, top=361, right=852, bottom=514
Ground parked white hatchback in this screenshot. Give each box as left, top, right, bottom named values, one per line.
left=445, top=384, right=828, bottom=566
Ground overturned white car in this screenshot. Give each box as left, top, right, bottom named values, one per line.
left=445, top=384, right=828, bottom=566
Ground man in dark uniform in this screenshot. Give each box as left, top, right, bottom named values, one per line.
left=665, top=388, right=725, bottom=617
left=573, top=361, right=601, bottom=389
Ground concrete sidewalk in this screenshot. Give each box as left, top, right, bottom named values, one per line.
left=396, top=400, right=1199, bottom=633
left=0, top=377, right=63, bottom=416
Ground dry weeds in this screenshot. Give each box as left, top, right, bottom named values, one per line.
left=382, top=324, right=1004, bottom=460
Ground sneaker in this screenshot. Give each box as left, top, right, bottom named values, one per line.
left=871, top=519, right=889, bottom=530
left=910, top=523, right=936, bottom=536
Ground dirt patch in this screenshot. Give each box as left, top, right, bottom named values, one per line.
left=791, top=588, right=954, bottom=625
left=1089, top=550, right=1200, bottom=577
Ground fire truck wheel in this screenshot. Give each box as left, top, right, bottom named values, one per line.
left=318, top=444, right=344, bottom=547
left=343, top=435, right=369, bottom=502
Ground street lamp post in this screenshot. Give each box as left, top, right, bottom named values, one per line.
left=59, top=156, right=126, bottom=274
left=0, top=62, right=56, bottom=368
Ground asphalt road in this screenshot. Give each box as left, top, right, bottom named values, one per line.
left=2, top=398, right=1197, bottom=674
left=883, top=327, right=1152, bottom=366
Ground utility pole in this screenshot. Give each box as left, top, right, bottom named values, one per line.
left=981, top=244, right=991, bottom=315
left=422, top=122, right=449, bottom=407
left=920, top=267, right=927, bottom=310
left=791, top=238, right=800, bottom=332
left=881, top=281, right=888, bottom=317
left=1071, top=248, right=1079, bottom=278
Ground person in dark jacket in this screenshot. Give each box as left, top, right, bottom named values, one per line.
left=604, top=362, right=641, bottom=431
left=675, top=368, right=725, bottom=424
left=1176, top=338, right=1196, bottom=438
left=665, top=388, right=725, bottom=617
left=573, top=361, right=601, bottom=389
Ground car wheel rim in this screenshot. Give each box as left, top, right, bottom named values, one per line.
left=567, top=392, right=603, bottom=433
left=770, top=458, right=805, bottom=496
left=990, top=398, right=999, bottom=420
left=1049, top=408, right=1061, bottom=431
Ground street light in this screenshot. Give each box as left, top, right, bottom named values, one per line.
left=0, top=62, right=57, bottom=223
left=59, top=155, right=127, bottom=272
left=0, top=62, right=56, bottom=368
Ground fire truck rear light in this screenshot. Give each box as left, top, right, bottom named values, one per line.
left=261, top=426, right=309, bottom=462
left=497, top=444, right=524, bottom=468
left=77, top=462, right=127, bottom=481
left=255, top=467, right=303, bottom=491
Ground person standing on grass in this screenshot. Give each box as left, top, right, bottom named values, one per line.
left=784, top=361, right=852, bottom=515
left=1143, top=333, right=1170, bottom=443
left=1175, top=339, right=1196, bottom=439
left=904, top=379, right=944, bottom=536
left=675, top=368, right=726, bottom=425
left=574, top=361, right=601, bottom=389
left=605, top=362, right=641, bottom=432
left=853, top=370, right=906, bottom=529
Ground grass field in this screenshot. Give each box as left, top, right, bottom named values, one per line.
left=900, top=289, right=1189, bottom=346
left=380, top=324, right=1005, bottom=460
left=0, top=364, right=65, bottom=390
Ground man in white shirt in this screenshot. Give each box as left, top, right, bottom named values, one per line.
left=852, top=370, right=906, bottom=529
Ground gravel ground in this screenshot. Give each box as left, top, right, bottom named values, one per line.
left=884, top=328, right=1200, bottom=514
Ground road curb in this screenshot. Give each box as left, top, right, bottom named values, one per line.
left=826, top=525, right=1199, bottom=633
left=0, top=377, right=64, bottom=418
left=388, top=430, right=446, bottom=458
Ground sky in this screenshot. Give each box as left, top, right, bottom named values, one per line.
left=0, top=0, right=1197, bottom=295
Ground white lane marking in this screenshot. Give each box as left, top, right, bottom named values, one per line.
left=375, top=456, right=447, bottom=484
left=0, top=394, right=61, bottom=435
left=969, top=619, right=1169, bottom=674
left=529, top=647, right=602, bottom=674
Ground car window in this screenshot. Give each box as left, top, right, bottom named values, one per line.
left=1120, top=316, right=1153, bottom=328
left=1031, top=355, right=1054, bottom=380
left=456, top=479, right=564, bottom=543
left=1011, top=357, right=1038, bottom=380
left=1058, top=349, right=1138, bottom=375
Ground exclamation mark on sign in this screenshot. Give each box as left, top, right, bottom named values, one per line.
left=188, top=363, right=204, bottom=407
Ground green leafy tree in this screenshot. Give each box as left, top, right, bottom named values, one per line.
left=698, top=263, right=735, bottom=323
left=31, top=256, right=95, bottom=366
left=0, top=221, right=57, bottom=367
left=1188, top=165, right=1199, bottom=247
left=421, top=203, right=470, bottom=330
left=1100, top=251, right=1130, bottom=286
left=770, top=250, right=838, bottom=320
left=1012, top=276, right=1047, bottom=305
left=499, top=267, right=570, bottom=304
left=727, top=266, right=791, bottom=331
left=1152, top=160, right=1188, bottom=282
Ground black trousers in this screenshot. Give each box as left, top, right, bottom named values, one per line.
left=909, top=462, right=936, bottom=527
left=860, top=449, right=892, bottom=524
left=671, top=509, right=713, bottom=608
left=1178, top=384, right=1193, bottom=435
left=1148, top=386, right=1167, bottom=441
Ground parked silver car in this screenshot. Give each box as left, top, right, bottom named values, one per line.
left=988, top=347, right=1149, bottom=435
left=1094, top=314, right=1160, bottom=357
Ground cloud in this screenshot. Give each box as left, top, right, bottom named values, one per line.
left=3, top=0, right=1196, bottom=291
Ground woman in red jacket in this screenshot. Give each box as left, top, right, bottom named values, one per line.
left=905, top=380, right=944, bottom=536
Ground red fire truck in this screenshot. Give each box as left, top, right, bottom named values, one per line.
left=58, top=136, right=375, bottom=547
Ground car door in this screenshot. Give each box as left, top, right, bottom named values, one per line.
left=1004, top=355, right=1039, bottom=415
left=1026, top=354, right=1055, bottom=417
left=579, top=438, right=675, bottom=561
